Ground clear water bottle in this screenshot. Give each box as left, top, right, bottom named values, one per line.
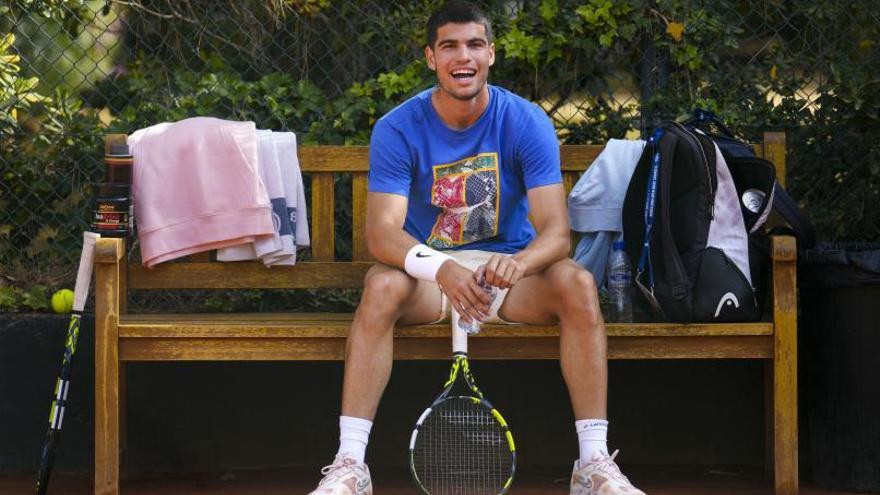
left=607, top=241, right=633, bottom=323
left=452, top=277, right=497, bottom=334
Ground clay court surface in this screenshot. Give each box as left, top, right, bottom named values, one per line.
left=0, top=466, right=859, bottom=494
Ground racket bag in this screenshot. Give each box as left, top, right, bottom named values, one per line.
left=622, top=121, right=774, bottom=323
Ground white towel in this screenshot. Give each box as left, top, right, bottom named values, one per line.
left=217, top=130, right=295, bottom=264
left=262, top=132, right=300, bottom=266
left=273, top=132, right=310, bottom=248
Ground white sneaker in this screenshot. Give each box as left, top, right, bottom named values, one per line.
left=308, top=453, right=372, bottom=495
left=570, top=450, right=646, bottom=495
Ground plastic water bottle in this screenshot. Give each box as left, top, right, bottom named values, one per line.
left=452, top=277, right=497, bottom=334
left=607, top=241, right=633, bottom=323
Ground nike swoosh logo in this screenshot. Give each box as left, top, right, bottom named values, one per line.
left=415, top=252, right=431, bottom=258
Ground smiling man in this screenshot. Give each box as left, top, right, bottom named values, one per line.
left=307, top=2, right=645, bottom=495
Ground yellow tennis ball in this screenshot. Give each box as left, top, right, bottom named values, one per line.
left=51, top=289, right=75, bottom=314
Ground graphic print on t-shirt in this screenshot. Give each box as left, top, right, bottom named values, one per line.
left=427, top=152, right=500, bottom=249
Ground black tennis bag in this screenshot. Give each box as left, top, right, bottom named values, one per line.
left=621, top=119, right=777, bottom=323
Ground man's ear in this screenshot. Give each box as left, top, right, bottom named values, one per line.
left=425, top=45, right=436, bottom=71
left=489, top=42, right=496, bottom=67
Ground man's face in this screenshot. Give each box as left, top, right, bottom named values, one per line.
left=425, top=22, right=495, bottom=101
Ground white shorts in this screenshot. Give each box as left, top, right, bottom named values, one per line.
left=429, top=249, right=518, bottom=325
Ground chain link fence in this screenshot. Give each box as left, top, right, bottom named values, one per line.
left=1, top=0, right=878, bottom=312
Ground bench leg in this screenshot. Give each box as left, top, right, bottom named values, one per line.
left=764, top=361, right=774, bottom=478
left=94, top=322, right=120, bottom=494
left=95, top=256, right=121, bottom=495
left=772, top=240, right=799, bottom=495
left=773, top=327, right=799, bottom=495
left=120, top=363, right=128, bottom=483
left=95, top=347, right=120, bottom=495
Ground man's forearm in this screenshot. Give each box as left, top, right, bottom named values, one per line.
left=366, top=228, right=422, bottom=269
left=511, top=229, right=570, bottom=277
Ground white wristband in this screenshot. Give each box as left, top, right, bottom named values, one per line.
left=404, top=244, right=453, bottom=282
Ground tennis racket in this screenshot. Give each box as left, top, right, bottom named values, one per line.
left=409, top=316, right=516, bottom=494
left=36, top=231, right=100, bottom=494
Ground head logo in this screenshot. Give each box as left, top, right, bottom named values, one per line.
left=714, top=292, right=740, bottom=318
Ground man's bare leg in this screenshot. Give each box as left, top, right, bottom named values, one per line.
left=309, top=263, right=442, bottom=494
left=498, top=258, right=607, bottom=419
left=498, top=259, right=644, bottom=494
left=341, top=263, right=443, bottom=420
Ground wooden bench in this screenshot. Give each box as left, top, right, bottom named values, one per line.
left=93, top=133, right=798, bottom=495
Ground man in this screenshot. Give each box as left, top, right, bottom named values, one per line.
left=309, top=2, right=645, bottom=494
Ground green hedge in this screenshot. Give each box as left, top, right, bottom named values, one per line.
left=1, top=0, right=877, bottom=312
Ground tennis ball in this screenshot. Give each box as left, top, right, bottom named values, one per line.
left=51, top=289, right=75, bottom=314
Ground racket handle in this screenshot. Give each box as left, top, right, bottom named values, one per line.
left=36, top=430, right=58, bottom=494
left=71, top=232, right=99, bottom=312
left=452, top=315, right=468, bottom=354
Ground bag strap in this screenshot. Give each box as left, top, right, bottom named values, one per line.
left=636, top=128, right=665, bottom=292
left=684, top=108, right=738, bottom=139
left=772, top=182, right=817, bottom=249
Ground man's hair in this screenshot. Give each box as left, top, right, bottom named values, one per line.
left=426, top=1, right=493, bottom=48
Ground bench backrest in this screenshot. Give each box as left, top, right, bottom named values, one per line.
left=119, top=133, right=786, bottom=293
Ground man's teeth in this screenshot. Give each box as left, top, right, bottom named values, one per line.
left=452, top=70, right=476, bottom=79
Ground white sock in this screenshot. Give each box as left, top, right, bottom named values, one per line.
left=337, top=416, right=373, bottom=464
left=576, top=419, right=609, bottom=465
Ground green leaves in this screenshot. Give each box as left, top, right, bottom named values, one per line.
left=539, top=0, right=559, bottom=23
left=377, top=61, right=427, bottom=99
left=304, top=60, right=430, bottom=145
left=0, top=284, right=49, bottom=312
left=0, top=287, right=18, bottom=312
left=499, top=27, right=543, bottom=66
left=575, top=0, right=633, bottom=47
left=1, top=32, right=52, bottom=133
left=21, top=284, right=49, bottom=311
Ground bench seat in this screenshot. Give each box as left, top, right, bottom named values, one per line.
left=117, top=312, right=775, bottom=361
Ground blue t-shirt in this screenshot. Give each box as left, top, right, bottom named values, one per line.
left=368, top=85, right=561, bottom=253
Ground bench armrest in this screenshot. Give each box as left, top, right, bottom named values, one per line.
left=94, top=237, right=127, bottom=316
left=96, top=237, right=124, bottom=264
left=771, top=235, right=797, bottom=262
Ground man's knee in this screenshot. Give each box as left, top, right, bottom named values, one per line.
left=360, top=265, right=416, bottom=316
left=548, top=261, right=601, bottom=325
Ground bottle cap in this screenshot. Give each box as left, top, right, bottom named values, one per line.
left=93, top=183, right=130, bottom=197
left=107, top=142, right=131, bottom=157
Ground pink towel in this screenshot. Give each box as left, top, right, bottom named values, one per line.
left=129, top=117, right=275, bottom=268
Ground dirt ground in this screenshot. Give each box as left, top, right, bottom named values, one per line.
left=1, top=466, right=863, bottom=494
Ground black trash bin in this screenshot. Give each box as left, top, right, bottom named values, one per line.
left=800, top=242, right=880, bottom=493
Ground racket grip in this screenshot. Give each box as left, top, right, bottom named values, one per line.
left=36, top=430, right=58, bottom=494
left=451, top=310, right=470, bottom=354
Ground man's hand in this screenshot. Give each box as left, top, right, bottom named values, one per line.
left=476, top=254, right=526, bottom=289
left=436, top=260, right=492, bottom=323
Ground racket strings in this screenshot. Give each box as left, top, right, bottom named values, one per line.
left=413, top=397, right=512, bottom=495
